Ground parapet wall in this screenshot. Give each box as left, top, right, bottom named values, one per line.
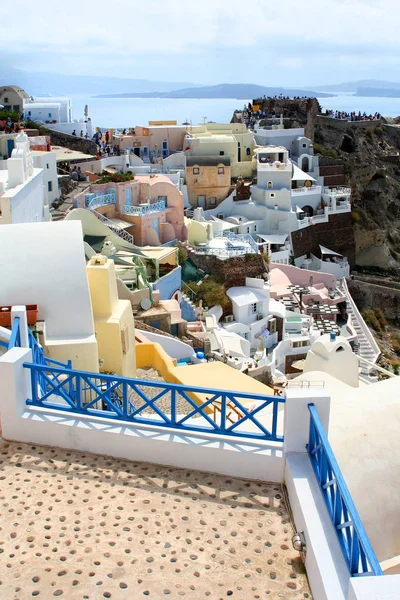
left=316, top=115, right=382, bottom=130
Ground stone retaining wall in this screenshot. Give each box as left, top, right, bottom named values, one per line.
left=187, top=252, right=268, bottom=283
left=291, top=213, right=355, bottom=266
left=347, top=278, right=400, bottom=320
left=316, top=115, right=381, bottom=130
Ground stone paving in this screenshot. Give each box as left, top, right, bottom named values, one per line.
left=0, top=439, right=312, bottom=599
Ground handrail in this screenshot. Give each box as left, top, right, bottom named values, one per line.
left=8, top=317, right=21, bottom=350
left=120, top=200, right=166, bottom=216
left=341, top=278, right=380, bottom=363
left=24, top=362, right=285, bottom=442
left=358, top=356, right=396, bottom=378
left=307, top=403, right=383, bottom=577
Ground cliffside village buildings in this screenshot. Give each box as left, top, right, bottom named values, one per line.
left=0, top=85, right=399, bottom=597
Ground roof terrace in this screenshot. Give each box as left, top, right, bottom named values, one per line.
left=0, top=439, right=310, bottom=599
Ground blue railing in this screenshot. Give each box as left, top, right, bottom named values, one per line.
left=8, top=317, right=21, bottom=350
left=86, top=190, right=117, bottom=209
left=28, top=330, right=71, bottom=370
left=223, top=231, right=259, bottom=254
left=23, top=363, right=284, bottom=441
left=120, top=200, right=166, bottom=216
left=307, top=404, right=383, bottom=577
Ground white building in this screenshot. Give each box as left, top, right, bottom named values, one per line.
left=30, top=150, right=59, bottom=206
left=0, top=132, right=50, bottom=224
left=24, top=96, right=72, bottom=123
left=24, top=96, right=94, bottom=138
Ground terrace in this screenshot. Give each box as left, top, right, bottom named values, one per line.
left=0, top=311, right=396, bottom=600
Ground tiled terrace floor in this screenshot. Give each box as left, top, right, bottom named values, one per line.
left=0, top=439, right=311, bottom=599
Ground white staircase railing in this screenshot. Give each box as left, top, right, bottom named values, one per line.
left=93, top=211, right=134, bottom=245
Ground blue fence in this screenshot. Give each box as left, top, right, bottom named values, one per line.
left=8, top=317, right=21, bottom=350
left=120, top=200, right=166, bottom=216
left=24, top=363, right=284, bottom=441
left=307, top=404, right=383, bottom=577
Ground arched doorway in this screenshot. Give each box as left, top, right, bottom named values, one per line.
left=302, top=205, right=314, bottom=217
left=301, top=156, right=309, bottom=172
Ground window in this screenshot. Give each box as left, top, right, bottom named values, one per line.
left=254, top=225, right=257, bottom=232
left=47, top=181, right=53, bottom=192
left=46, top=163, right=49, bottom=169
left=208, top=197, right=216, bottom=207
left=218, top=167, right=224, bottom=174
left=193, top=167, right=199, bottom=174
left=28, top=111, right=31, bottom=116
left=158, top=195, right=167, bottom=202
left=270, top=192, right=275, bottom=199
left=250, top=302, right=258, bottom=314
left=246, top=226, right=251, bottom=233
left=267, top=181, right=273, bottom=189
left=302, top=143, right=307, bottom=148
left=219, top=151, right=224, bottom=156
left=162, top=140, right=168, bottom=149
left=246, top=147, right=251, bottom=156
left=48, top=113, right=52, bottom=118
left=4, top=97, right=8, bottom=103
left=217, top=213, right=224, bottom=219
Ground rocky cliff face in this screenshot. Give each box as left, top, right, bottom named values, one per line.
left=250, top=98, right=400, bottom=270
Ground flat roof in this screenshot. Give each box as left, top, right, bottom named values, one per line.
left=0, top=438, right=309, bottom=597
left=227, top=286, right=267, bottom=307
left=51, top=145, right=96, bottom=162
left=186, top=156, right=231, bottom=167
left=139, top=246, right=177, bottom=260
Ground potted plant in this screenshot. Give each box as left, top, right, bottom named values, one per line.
left=0, top=304, right=38, bottom=326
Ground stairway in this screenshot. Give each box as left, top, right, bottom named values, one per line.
left=181, top=292, right=197, bottom=322
left=338, top=278, right=380, bottom=364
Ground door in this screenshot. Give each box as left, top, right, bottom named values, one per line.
left=152, top=218, right=159, bottom=235
left=197, top=195, right=206, bottom=209
left=7, top=139, right=14, bottom=158
left=238, top=142, right=241, bottom=163
left=125, top=187, right=132, bottom=206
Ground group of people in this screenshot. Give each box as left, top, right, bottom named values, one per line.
left=325, top=109, right=381, bottom=121
left=71, top=129, right=89, bottom=138
left=91, top=130, right=121, bottom=158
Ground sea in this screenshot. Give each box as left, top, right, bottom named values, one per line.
left=68, top=93, right=400, bottom=129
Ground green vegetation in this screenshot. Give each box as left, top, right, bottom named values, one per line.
left=351, top=209, right=366, bottom=224
left=391, top=334, right=400, bottom=357
left=96, top=170, right=134, bottom=183
left=364, top=128, right=373, bottom=143
left=313, top=143, right=337, bottom=159
left=0, top=110, right=21, bottom=123
left=374, top=125, right=384, bottom=137
left=176, top=244, right=188, bottom=265
left=186, top=277, right=229, bottom=309
left=361, top=308, right=387, bottom=333
left=260, top=252, right=270, bottom=264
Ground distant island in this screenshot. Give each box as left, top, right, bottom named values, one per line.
left=315, top=79, right=400, bottom=93
left=94, top=83, right=335, bottom=100
left=356, top=87, right=400, bottom=98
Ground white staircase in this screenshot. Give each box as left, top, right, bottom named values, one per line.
left=339, top=278, right=380, bottom=364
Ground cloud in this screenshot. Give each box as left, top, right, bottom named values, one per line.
left=1, top=0, right=399, bottom=84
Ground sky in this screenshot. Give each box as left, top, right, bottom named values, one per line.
left=1, top=0, right=399, bottom=86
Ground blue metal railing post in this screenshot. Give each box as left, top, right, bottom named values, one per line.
left=307, top=403, right=383, bottom=577
left=170, top=388, right=176, bottom=426
left=220, top=394, right=226, bottom=432
left=8, top=317, right=21, bottom=350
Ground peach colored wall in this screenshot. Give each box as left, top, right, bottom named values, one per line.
left=114, top=126, right=187, bottom=153
left=186, top=163, right=231, bottom=208
left=75, top=176, right=187, bottom=246
left=269, top=263, right=336, bottom=288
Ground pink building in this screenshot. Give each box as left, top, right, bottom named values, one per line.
left=75, top=174, right=188, bottom=247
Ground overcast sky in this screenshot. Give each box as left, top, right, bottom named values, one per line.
left=2, top=0, right=399, bottom=85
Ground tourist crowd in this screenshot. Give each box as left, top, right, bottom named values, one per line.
left=325, top=110, right=381, bottom=121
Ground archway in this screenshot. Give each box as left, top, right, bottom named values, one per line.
left=302, top=205, right=314, bottom=217
left=301, top=156, right=310, bottom=172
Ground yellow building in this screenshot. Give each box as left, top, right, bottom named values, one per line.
left=87, top=255, right=136, bottom=378
left=186, top=156, right=232, bottom=209
left=184, top=122, right=256, bottom=179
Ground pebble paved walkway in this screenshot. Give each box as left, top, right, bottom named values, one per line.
left=0, top=439, right=312, bottom=599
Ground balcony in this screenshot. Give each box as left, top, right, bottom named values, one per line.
left=323, top=186, right=351, bottom=196
left=291, top=185, right=322, bottom=194
left=120, top=200, right=166, bottom=216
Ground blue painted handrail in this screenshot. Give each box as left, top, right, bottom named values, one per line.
left=28, top=330, right=71, bottom=369
left=307, top=403, right=383, bottom=577
left=8, top=317, right=21, bottom=350
left=23, top=362, right=284, bottom=441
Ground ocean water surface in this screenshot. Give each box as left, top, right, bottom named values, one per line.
left=68, top=93, right=400, bottom=129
